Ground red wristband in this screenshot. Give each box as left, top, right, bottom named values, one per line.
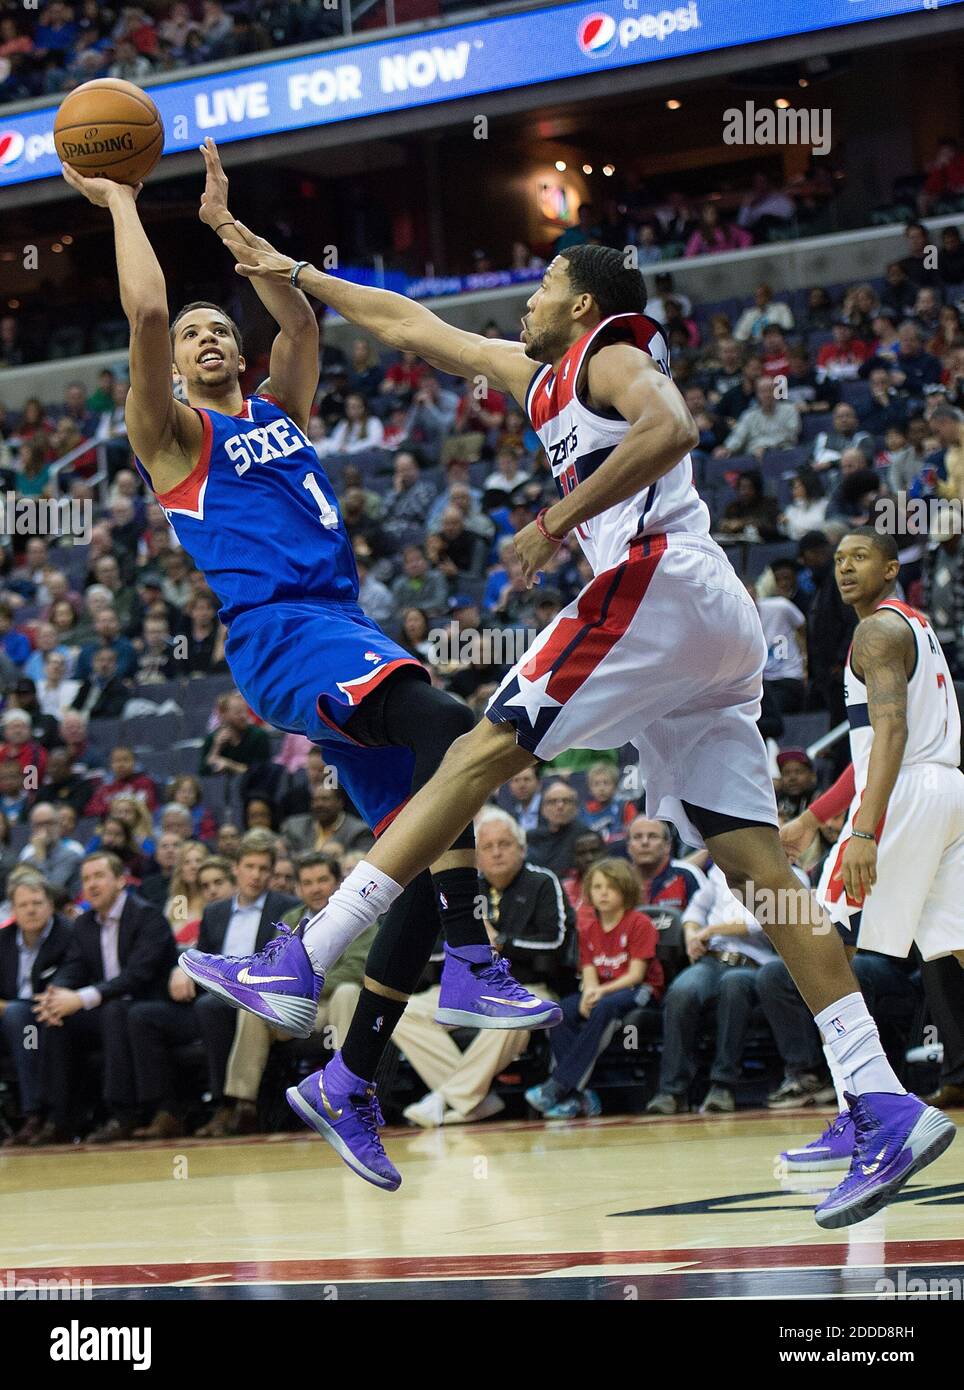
left=809, top=764, right=856, bottom=823
left=535, top=507, right=565, bottom=545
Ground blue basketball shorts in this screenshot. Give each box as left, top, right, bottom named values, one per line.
left=225, top=598, right=427, bottom=835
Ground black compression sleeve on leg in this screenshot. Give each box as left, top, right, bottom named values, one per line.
left=363, top=869, right=442, bottom=995
left=378, top=677, right=478, bottom=853
left=340, top=989, right=408, bottom=1082
left=434, top=866, right=484, bottom=950
left=339, top=869, right=443, bottom=1080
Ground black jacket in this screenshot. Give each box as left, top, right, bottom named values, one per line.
left=807, top=561, right=858, bottom=692
left=197, top=890, right=300, bottom=955
left=71, top=676, right=129, bottom=720
left=482, top=862, right=575, bottom=992
left=525, top=818, right=592, bottom=879
left=0, top=912, right=73, bottom=1000
left=53, top=891, right=176, bottom=1003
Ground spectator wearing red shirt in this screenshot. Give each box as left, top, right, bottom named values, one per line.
left=920, top=139, right=964, bottom=215
left=0, top=708, right=48, bottom=783
left=815, top=321, right=873, bottom=382
left=379, top=350, right=426, bottom=402
left=527, top=858, right=662, bottom=1118
left=453, top=378, right=507, bottom=441
left=761, top=324, right=791, bottom=378
left=83, top=745, right=158, bottom=818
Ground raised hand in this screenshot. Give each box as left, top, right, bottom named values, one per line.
left=198, top=136, right=230, bottom=229
left=62, top=162, right=140, bottom=207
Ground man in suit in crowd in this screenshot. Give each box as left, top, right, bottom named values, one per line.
left=31, top=852, right=176, bottom=1144
left=0, top=875, right=73, bottom=1147
left=70, top=647, right=129, bottom=721
left=128, top=832, right=299, bottom=1140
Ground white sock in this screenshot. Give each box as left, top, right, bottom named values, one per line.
left=815, top=992, right=905, bottom=1098
left=823, top=1043, right=848, bottom=1113
left=301, top=861, right=403, bottom=975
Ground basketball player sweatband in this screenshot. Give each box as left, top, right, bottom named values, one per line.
left=289, top=260, right=309, bottom=288
left=535, top=507, right=565, bottom=544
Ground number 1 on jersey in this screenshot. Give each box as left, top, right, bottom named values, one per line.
left=303, top=471, right=339, bottom=529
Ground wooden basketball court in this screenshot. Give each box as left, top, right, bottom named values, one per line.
left=3, top=1106, right=963, bottom=1300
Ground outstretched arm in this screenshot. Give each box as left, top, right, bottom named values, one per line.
left=221, top=222, right=537, bottom=407
left=61, top=165, right=201, bottom=489
left=842, top=612, right=913, bottom=900
left=198, top=140, right=318, bottom=431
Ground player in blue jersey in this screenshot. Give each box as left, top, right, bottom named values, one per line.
left=60, top=144, right=561, bottom=1191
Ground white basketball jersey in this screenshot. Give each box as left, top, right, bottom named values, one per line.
left=845, top=598, right=960, bottom=796
left=524, top=313, right=711, bottom=575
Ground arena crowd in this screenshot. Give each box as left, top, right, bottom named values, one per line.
left=1, top=224, right=963, bottom=1144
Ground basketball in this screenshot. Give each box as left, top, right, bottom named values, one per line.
left=54, top=78, right=164, bottom=186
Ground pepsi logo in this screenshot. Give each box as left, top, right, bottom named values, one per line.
left=578, top=13, right=616, bottom=55
left=0, top=131, right=24, bottom=168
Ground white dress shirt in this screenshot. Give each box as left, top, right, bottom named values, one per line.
left=16, top=916, right=55, bottom=999
left=222, top=892, right=267, bottom=958
left=685, top=865, right=775, bottom=965
left=79, top=889, right=128, bottom=1010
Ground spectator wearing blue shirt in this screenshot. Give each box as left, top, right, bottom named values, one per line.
left=75, top=608, right=137, bottom=682
left=33, top=2, right=80, bottom=54
left=861, top=365, right=908, bottom=436
left=893, top=322, right=943, bottom=405
left=0, top=603, right=31, bottom=669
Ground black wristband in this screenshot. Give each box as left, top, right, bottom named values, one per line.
left=850, top=829, right=876, bottom=842
left=214, top=220, right=235, bottom=234
left=289, top=260, right=309, bottom=287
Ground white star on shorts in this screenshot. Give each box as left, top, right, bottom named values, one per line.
left=504, top=669, right=562, bottom=726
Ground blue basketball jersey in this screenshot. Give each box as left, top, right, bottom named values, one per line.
left=135, top=393, right=358, bottom=624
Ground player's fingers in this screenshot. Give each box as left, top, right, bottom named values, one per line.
left=231, top=220, right=259, bottom=246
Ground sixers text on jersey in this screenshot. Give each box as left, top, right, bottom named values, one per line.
left=135, top=392, right=357, bottom=624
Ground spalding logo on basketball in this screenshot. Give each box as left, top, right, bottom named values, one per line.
left=578, top=13, right=617, bottom=55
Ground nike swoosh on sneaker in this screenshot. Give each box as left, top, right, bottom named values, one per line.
left=479, top=995, right=540, bottom=1008
left=860, top=1144, right=889, bottom=1176
left=318, top=1075, right=343, bottom=1120
left=236, top=968, right=299, bottom=985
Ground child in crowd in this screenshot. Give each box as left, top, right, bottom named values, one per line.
left=581, top=761, right=636, bottom=843
left=526, top=858, right=663, bottom=1118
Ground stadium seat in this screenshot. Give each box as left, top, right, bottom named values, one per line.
left=780, top=711, right=832, bottom=750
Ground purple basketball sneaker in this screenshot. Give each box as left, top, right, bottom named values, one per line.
left=179, top=919, right=322, bottom=1038
left=779, top=1111, right=854, bottom=1172
left=434, top=944, right=562, bottom=1030
left=286, top=1051, right=401, bottom=1191
left=814, top=1091, right=956, bottom=1229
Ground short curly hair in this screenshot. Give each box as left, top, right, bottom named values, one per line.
left=170, top=301, right=243, bottom=354
left=558, top=244, right=648, bottom=319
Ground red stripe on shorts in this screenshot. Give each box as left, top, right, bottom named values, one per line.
left=522, top=534, right=666, bottom=705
